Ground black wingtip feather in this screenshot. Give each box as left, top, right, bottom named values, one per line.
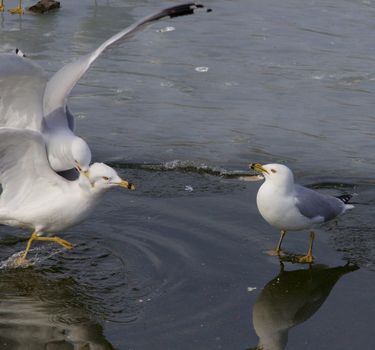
left=164, top=3, right=212, bottom=18
left=15, top=48, right=26, bottom=57
left=337, top=194, right=352, bottom=204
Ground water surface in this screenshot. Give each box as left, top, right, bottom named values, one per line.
left=0, top=0, right=374, bottom=349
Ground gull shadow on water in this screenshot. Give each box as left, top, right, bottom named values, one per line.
left=0, top=268, right=115, bottom=349
left=248, top=262, right=359, bottom=350
left=0, top=237, right=149, bottom=349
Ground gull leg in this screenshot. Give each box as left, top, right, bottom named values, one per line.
left=16, top=231, right=74, bottom=265
left=299, top=231, right=315, bottom=264
left=276, top=230, right=286, bottom=254
left=31, top=235, right=74, bottom=249
left=18, top=232, right=38, bottom=264
left=0, top=1, right=4, bottom=12
left=267, top=230, right=286, bottom=256
left=9, top=0, right=23, bottom=14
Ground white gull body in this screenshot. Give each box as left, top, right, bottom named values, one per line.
left=254, top=164, right=353, bottom=231
left=251, top=163, right=353, bottom=262
left=0, top=127, right=133, bottom=239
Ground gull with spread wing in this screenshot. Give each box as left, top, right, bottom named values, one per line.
left=0, top=3, right=209, bottom=174
left=0, top=127, right=135, bottom=266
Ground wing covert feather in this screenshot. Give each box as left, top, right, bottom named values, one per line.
left=294, top=185, right=344, bottom=222
left=0, top=54, right=46, bottom=131
left=0, top=128, right=67, bottom=208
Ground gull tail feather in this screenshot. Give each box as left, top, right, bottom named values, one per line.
left=336, top=194, right=352, bottom=204
left=336, top=194, right=354, bottom=211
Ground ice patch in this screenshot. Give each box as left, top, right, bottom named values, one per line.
left=160, top=81, right=174, bottom=88
left=311, top=74, right=325, bottom=80
left=223, top=81, right=239, bottom=87
left=158, top=26, right=175, bottom=33
left=195, top=66, right=209, bottom=73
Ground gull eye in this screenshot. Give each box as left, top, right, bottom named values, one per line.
left=271, top=169, right=277, bottom=173
left=102, top=176, right=109, bottom=181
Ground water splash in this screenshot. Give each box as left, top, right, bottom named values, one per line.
left=109, top=159, right=258, bottom=179
left=0, top=246, right=62, bottom=269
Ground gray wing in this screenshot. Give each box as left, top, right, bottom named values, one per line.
left=43, top=3, right=206, bottom=118
left=0, top=54, right=47, bottom=131
left=294, top=185, right=345, bottom=222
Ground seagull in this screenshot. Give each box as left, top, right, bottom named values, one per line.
left=250, top=163, right=354, bottom=263
left=0, top=3, right=209, bottom=174
left=0, top=127, right=135, bottom=266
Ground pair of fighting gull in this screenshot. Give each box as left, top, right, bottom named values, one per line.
left=0, top=3, right=353, bottom=266
left=0, top=3, right=210, bottom=265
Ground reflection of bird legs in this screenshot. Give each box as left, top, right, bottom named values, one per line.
left=268, top=230, right=286, bottom=256
left=17, top=232, right=74, bottom=265
left=9, top=0, right=23, bottom=14
left=299, top=231, right=315, bottom=263
left=0, top=0, right=4, bottom=12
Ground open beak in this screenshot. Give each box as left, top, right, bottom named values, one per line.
left=118, top=180, right=136, bottom=190
left=249, top=163, right=269, bottom=174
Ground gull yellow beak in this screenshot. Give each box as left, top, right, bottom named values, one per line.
left=250, top=163, right=269, bottom=174
left=118, top=180, right=136, bottom=190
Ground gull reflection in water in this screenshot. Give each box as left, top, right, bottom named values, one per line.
left=249, top=263, right=358, bottom=350
left=0, top=269, right=115, bottom=349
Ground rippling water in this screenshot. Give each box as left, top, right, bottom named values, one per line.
left=0, top=0, right=374, bottom=349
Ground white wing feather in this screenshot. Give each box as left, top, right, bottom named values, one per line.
left=0, top=54, right=46, bottom=131
left=0, top=128, right=68, bottom=210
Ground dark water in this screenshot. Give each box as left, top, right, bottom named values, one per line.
left=0, top=0, right=374, bottom=349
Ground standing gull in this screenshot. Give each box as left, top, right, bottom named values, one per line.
left=0, top=3, right=209, bottom=173
left=250, top=163, right=353, bottom=263
left=0, top=127, right=135, bottom=266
